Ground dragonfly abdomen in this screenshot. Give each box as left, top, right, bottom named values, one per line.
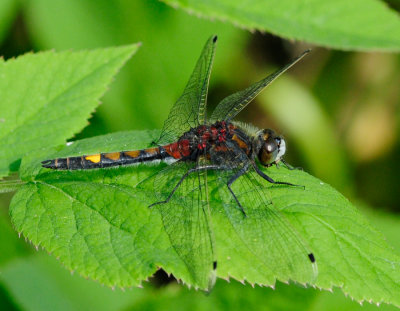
left=41, top=147, right=175, bottom=170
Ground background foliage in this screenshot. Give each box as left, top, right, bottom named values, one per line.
left=0, top=0, right=399, bottom=310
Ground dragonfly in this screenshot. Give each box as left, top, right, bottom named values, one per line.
left=42, top=35, right=317, bottom=290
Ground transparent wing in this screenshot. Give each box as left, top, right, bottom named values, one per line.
left=211, top=144, right=318, bottom=284
left=156, top=35, right=218, bottom=145
left=144, top=161, right=216, bottom=289
left=210, top=50, right=310, bottom=122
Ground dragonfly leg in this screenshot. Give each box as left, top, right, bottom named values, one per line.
left=227, top=166, right=250, bottom=217
left=281, top=158, right=303, bottom=171
left=253, top=164, right=305, bottom=189
left=149, top=164, right=223, bottom=208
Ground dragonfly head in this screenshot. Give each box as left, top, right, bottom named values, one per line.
left=255, top=129, right=286, bottom=166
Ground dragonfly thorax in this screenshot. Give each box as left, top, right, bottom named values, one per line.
left=254, top=129, right=286, bottom=166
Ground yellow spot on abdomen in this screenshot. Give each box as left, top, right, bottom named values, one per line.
left=85, top=154, right=101, bottom=163
left=104, top=152, right=120, bottom=160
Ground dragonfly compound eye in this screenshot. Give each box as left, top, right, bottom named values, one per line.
left=257, top=130, right=287, bottom=166
left=257, top=137, right=278, bottom=165
left=265, top=141, right=277, bottom=154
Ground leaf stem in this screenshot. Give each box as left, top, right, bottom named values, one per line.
left=0, top=180, right=25, bottom=193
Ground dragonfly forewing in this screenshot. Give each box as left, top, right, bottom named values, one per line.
left=210, top=50, right=310, bottom=122
left=156, top=35, right=218, bottom=145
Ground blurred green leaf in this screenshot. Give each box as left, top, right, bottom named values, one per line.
left=24, top=0, right=125, bottom=49
left=0, top=209, right=29, bottom=266
left=0, top=282, right=19, bottom=311
left=310, top=288, right=397, bottom=311
left=0, top=0, right=18, bottom=44
left=162, top=0, right=400, bottom=51
left=0, top=44, right=139, bottom=178
left=23, top=0, right=246, bottom=134
left=9, top=130, right=400, bottom=306
left=130, top=280, right=318, bottom=311
left=127, top=281, right=399, bottom=311
left=0, top=253, right=143, bottom=311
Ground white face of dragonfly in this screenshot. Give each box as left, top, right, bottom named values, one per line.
left=276, top=137, right=286, bottom=161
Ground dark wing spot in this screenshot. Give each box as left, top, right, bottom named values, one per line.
left=213, top=261, right=217, bottom=270
left=308, top=253, right=315, bottom=263
left=213, top=35, right=218, bottom=43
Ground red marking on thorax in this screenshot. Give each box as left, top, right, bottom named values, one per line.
left=197, top=122, right=233, bottom=150
left=164, top=142, right=180, bottom=159
left=164, top=139, right=190, bottom=159
left=201, top=131, right=211, bottom=140
left=164, top=122, right=237, bottom=157
left=210, top=127, right=218, bottom=138
left=179, top=139, right=191, bottom=157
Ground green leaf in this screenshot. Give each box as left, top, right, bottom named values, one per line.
left=9, top=130, right=400, bottom=306
left=0, top=44, right=139, bottom=178
left=162, top=0, right=400, bottom=51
